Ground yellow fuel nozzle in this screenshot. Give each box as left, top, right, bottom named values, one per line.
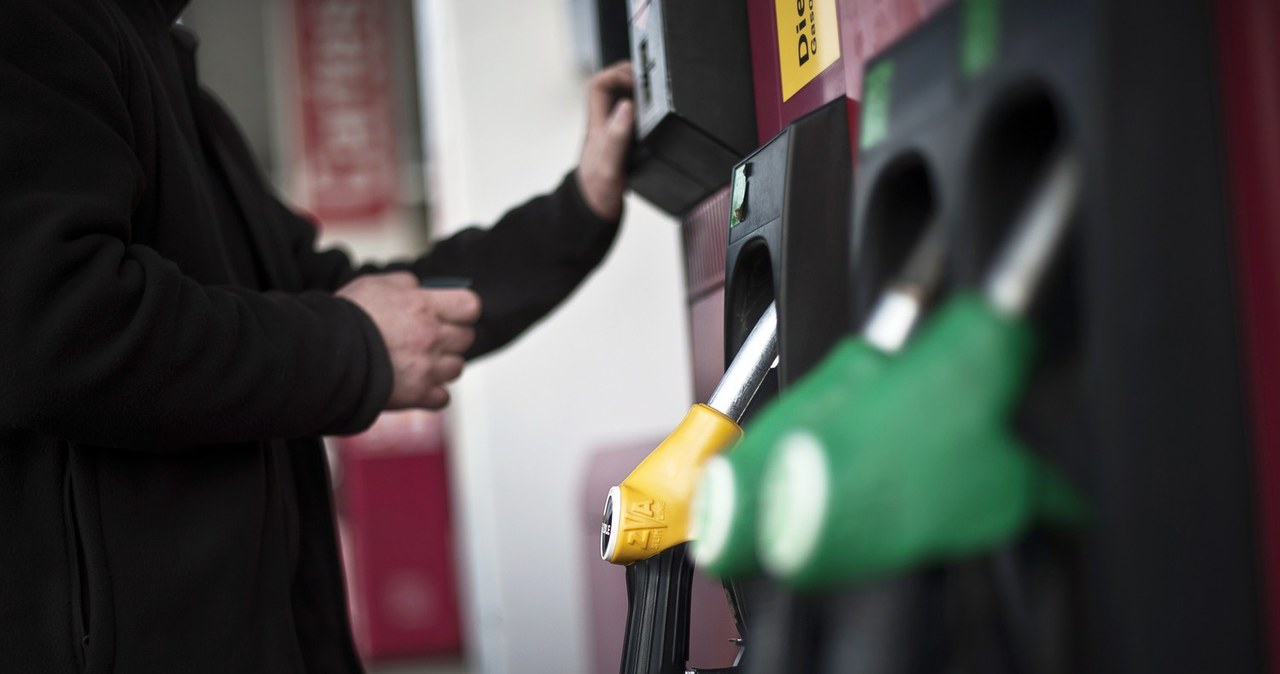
left=600, top=403, right=744, bottom=565
left=600, top=302, right=778, bottom=566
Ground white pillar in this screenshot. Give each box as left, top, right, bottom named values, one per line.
left=414, top=3, right=694, bottom=672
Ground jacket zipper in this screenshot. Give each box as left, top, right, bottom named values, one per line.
left=64, top=468, right=90, bottom=670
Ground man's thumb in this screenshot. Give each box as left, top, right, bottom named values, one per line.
left=607, top=100, right=634, bottom=141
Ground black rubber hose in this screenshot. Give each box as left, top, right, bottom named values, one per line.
left=619, top=544, right=695, bottom=674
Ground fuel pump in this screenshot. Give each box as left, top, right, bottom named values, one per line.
left=614, top=0, right=1278, bottom=670
left=601, top=95, right=854, bottom=674
left=696, top=149, right=1083, bottom=674
left=746, top=0, right=1271, bottom=669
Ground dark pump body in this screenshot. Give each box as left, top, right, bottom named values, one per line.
left=818, top=0, right=1264, bottom=671
left=724, top=97, right=852, bottom=393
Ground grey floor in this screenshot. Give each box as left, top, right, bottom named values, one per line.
left=367, top=657, right=470, bottom=674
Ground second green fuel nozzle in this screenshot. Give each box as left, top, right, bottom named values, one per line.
left=757, top=152, right=1088, bottom=590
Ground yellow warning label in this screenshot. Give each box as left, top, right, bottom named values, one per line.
left=776, top=0, right=841, bottom=101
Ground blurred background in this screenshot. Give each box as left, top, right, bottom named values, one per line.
left=182, top=1, right=692, bottom=672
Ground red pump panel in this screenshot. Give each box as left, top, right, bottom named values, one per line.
left=747, top=0, right=949, bottom=148
left=1215, top=0, right=1280, bottom=669
left=336, top=412, right=462, bottom=661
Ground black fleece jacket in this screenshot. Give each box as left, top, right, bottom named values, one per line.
left=0, top=0, right=621, bottom=672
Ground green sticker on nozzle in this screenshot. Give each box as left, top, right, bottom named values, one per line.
left=730, top=162, right=750, bottom=227
left=860, top=61, right=893, bottom=151
left=962, top=0, right=1000, bottom=79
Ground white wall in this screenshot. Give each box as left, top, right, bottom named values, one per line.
left=414, top=3, right=694, bottom=672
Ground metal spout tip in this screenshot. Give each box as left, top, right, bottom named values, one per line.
left=983, top=152, right=1082, bottom=318
left=863, top=287, right=925, bottom=353
left=708, top=302, right=780, bottom=421
left=858, top=221, right=946, bottom=353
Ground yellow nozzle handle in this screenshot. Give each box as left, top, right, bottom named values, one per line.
left=601, top=404, right=743, bottom=565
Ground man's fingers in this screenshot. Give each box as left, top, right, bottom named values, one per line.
left=385, top=271, right=419, bottom=288
left=427, top=288, right=482, bottom=325
left=340, top=272, right=479, bottom=412
left=422, top=386, right=451, bottom=410
left=596, top=60, right=635, bottom=92
left=592, top=99, right=635, bottom=173
left=431, top=355, right=465, bottom=384
left=607, top=99, right=635, bottom=142
left=588, top=60, right=635, bottom=126
left=600, top=59, right=634, bottom=83
left=435, top=324, right=476, bottom=355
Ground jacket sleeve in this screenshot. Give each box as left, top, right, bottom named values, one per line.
left=0, top=2, right=392, bottom=447
left=285, top=172, right=622, bottom=360
left=413, top=173, right=622, bottom=358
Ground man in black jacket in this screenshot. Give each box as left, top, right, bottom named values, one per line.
left=0, top=0, right=636, bottom=671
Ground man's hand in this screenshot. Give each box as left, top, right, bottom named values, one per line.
left=336, top=272, right=481, bottom=410
left=577, top=60, right=636, bottom=222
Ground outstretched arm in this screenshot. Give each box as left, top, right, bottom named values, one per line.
left=281, top=63, right=637, bottom=359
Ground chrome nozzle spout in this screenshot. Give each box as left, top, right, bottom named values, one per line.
left=983, top=152, right=1082, bottom=318
left=708, top=302, right=779, bottom=421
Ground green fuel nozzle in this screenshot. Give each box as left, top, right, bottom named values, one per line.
left=756, top=152, right=1087, bottom=590
left=690, top=223, right=949, bottom=579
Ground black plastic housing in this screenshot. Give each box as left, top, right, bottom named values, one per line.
left=724, top=98, right=853, bottom=395
left=619, top=546, right=694, bottom=674
left=626, top=0, right=757, bottom=215
left=594, top=0, right=631, bottom=68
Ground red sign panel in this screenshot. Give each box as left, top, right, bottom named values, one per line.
left=289, top=0, right=400, bottom=226
left=337, top=412, right=463, bottom=660
left=1216, top=0, right=1280, bottom=669
left=748, top=0, right=947, bottom=150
